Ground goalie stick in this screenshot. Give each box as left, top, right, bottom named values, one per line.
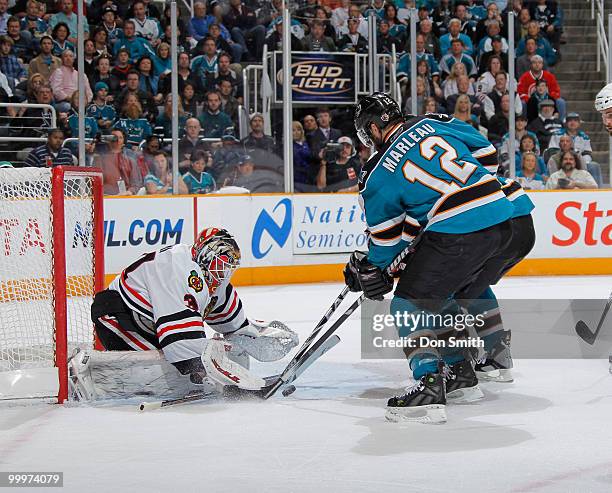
left=139, top=391, right=217, bottom=412
left=139, top=337, right=342, bottom=410
left=575, top=291, right=612, bottom=345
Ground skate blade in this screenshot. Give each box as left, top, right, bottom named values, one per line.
left=446, top=385, right=484, bottom=404
left=476, top=369, right=514, bottom=383
left=385, top=404, right=447, bottom=424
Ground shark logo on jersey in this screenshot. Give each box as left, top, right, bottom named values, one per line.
left=188, top=270, right=204, bottom=292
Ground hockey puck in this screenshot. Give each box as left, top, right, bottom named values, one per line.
left=282, top=385, right=296, bottom=397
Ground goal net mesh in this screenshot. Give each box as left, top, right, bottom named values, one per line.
left=0, top=168, right=96, bottom=372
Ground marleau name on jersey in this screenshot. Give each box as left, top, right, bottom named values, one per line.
left=381, top=122, right=437, bottom=172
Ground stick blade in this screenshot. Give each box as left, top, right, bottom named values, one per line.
left=575, top=320, right=596, bottom=345
left=222, top=380, right=277, bottom=401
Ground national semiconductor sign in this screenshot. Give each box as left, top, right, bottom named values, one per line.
left=274, top=52, right=357, bottom=105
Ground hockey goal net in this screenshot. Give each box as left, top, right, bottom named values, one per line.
left=0, top=166, right=104, bottom=403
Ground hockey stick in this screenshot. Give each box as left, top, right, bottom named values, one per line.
left=281, top=240, right=415, bottom=373
left=575, top=291, right=612, bottom=345
left=139, top=391, right=216, bottom=412
left=260, top=242, right=417, bottom=399
left=278, top=334, right=341, bottom=396
left=225, top=243, right=418, bottom=401
left=283, top=285, right=350, bottom=374
left=223, top=334, right=342, bottom=400
left=249, top=296, right=365, bottom=400
left=140, top=336, right=343, bottom=408
left=224, top=296, right=365, bottom=401
left=281, top=241, right=415, bottom=374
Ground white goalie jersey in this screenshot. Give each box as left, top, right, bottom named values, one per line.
left=108, top=244, right=249, bottom=370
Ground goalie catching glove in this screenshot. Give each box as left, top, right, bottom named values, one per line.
left=224, top=320, right=299, bottom=362
left=343, top=251, right=393, bottom=301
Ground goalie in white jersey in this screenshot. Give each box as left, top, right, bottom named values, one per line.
left=79, top=228, right=298, bottom=401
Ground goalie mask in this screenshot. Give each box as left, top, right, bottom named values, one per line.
left=192, top=228, right=241, bottom=294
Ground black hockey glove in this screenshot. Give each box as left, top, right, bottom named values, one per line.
left=343, top=256, right=362, bottom=292
left=346, top=251, right=393, bottom=301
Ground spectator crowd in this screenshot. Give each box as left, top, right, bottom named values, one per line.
left=0, top=0, right=602, bottom=193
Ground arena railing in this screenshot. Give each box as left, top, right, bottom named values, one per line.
left=593, top=0, right=610, bottom=77
left=0, top=103, right=57, bottom=165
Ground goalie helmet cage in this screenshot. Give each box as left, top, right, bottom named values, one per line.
left=0, top=166, right=104, bottom=403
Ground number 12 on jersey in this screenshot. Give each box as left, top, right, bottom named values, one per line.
left=402, top=136, right=478, bottom=194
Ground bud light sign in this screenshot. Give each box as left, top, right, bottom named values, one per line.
left=274, top=52, right=357, bottom=105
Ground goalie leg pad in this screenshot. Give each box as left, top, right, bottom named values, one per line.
left=68, top=349, right=216, bottom=401
left=224, top=320, right=299, bottom=362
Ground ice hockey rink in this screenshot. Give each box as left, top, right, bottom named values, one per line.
left=1, top=275, right=612, bottom=493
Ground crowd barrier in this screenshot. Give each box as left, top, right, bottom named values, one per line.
left=99, top=190, right=612, bottom=287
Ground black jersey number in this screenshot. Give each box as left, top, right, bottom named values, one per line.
left=123, top=246, right=172, bottom=278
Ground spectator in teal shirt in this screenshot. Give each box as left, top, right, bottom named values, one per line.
left=48, top=0, right=88, bottom=43
left=156, top=94, right=187, bottom=139
left=182, top=150, right=216, bottom=194
left=87, top=82, right=117, bottom=132
left=114, top=94, right=152, bottom=147
left=145, top=151, right=188, bottom=195
left=113, top=20, right=157, bottom=64
left=198, top=90, right=233, bottom=138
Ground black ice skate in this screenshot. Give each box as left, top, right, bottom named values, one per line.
left=385, top=372, right=447, bottom=424
left=444, top=360, right=484, bottom=404
left=475, top=336, right=514, bottom=383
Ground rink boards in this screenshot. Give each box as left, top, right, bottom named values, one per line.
left=95, top=190, right=612, bottom=286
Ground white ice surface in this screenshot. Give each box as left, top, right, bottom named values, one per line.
left=1, top=276, right=612, bottom=493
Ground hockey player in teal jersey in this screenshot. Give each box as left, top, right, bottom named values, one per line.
left=344, top=92, right=535, bottom=423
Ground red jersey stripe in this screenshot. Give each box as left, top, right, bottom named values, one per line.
left=101, top=316, right=151, bottom=351
left=157, top=320, right=204, bottom=338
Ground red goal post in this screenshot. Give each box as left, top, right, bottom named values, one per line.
left=0, top=166, right=104, bottom=403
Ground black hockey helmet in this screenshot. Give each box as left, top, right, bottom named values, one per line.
left=354, top=92, right=404, bottom=148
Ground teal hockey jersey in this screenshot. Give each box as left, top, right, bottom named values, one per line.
left=359, top=114, right=514, bottom=269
